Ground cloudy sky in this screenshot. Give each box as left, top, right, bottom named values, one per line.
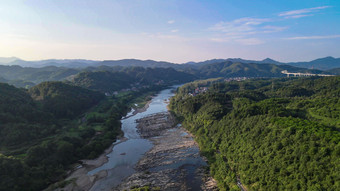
left=0, top=0, right=339, bottom=63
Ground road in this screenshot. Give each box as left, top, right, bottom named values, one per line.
left=237, top=177, right=247, bottom=191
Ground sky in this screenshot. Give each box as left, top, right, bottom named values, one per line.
left=0, top=0, right=340, bottom=63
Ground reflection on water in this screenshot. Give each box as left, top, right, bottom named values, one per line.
left=88, top=86, right=179, bottom=191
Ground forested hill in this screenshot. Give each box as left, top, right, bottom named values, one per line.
left=29, top=81, right=104, bottom=118
left=327, top=67, right=340, bottom=75
left=0, top=81, right=104, bottom=147
left=193, top=61, right=327, bottom=78
left=0, top=82, right=111, bottom=190
left=0, top=65, right=78, bottom=84
left=99, top=59, right=177, bottom=68
left=0, top=77, right=7, bottom=83
left=170, top=76, right=340, bottom=190
left=287, top=56, right=340, bottom=70
left=0, top=83, right=55, bottom=147
left=70, top=67, right=197, bottom=92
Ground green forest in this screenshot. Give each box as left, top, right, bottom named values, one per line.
left=0, top=81, right=165, bottom=191
left=71, top=67, right=196, bottom=93
left=170, top=76, right=340, bottom=191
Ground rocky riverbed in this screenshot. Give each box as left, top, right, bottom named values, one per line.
left=114, top=111, right=218, bottom=191
left=47, top=87, right=217, bottom=191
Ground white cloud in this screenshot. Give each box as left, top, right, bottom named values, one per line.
left=209, top=17, right=285, bottom=45
left=171, top=29, right=179, bottom=33
left=285, top=35, right=340, bottom=40
left=210, top=17, right=271, bottom=36
left=210, top=36, right=238, bottom=43
left=233, top=17, right=271, bottom=25
left=279, top=6, right=330, bottom=19
left=284, top=14, right=313, bottom=19
left=235, top=38, right=265, bottom=45
left=210, top=36, right=265, bottom=45
left=167, top=20, right=175, bottom=24
left=262, top=26, right=288, bottom=33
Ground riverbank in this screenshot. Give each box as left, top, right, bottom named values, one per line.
left=115, top=111, right=218, bottom=191
left=133, top=99, right=152, bottom=115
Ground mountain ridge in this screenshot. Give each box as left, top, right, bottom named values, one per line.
left=1, top=56, right=339, bottom=70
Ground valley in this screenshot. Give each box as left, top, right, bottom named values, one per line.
left=0, top=59, right=339, bottom=191
left=2, top=1, right=340, bottom=190
left=50, top=86, right=215, bottom=191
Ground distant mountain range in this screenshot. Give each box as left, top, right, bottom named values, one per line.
left=0, top=60, right=331, bottom=89
left=287, top=57, right=340, bottom=70
left=7, top=59, right=100, bottom=68
left=0, top=56, right=339, bottom=70
left=184, top=57, right=281, bottom=66
left=185, top=57, right=340, bottom=70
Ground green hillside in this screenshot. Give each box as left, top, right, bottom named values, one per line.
left=0, top=83, right=55, bottom=147
left=0, top=82, right=123, bottom=191
left=29, top=81, right=104, bottom=118
left=71, top=71, right=134, bottom=92
left=0, top=65, right=79, bottom=85
left=328, top=67, right=340, bottom=75
left=71, top=67, right=196, bottom=92
left=170, top=76, right=340, bottom=191
left=195, top=61, right=327, bottom=78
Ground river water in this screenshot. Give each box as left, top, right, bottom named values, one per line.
left=88, top=86, right=179, bottom=191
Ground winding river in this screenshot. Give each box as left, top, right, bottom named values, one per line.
left=88, top=86, right=180, bottom=191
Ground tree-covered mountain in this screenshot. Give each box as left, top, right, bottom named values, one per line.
left=0, top=82, right=104, bottom=147
left=70, top=70, right=134, bottom=92
left=0, top=76, right=7, bottom=83
left=2, top=58, right=99, bottom=68
left=0, top=65, right=79, bottom=85
left=0, top=83, right=55, bottom=147
left=170, top=76, right=340, bottom=191
left=186, top=57, right=340, bottom=70
left=98, top=59, right=179, bottom=68
left=288, top=56, right=340, bottom=70
left=192, top=61, right=328, bottom=78
left=70, top=67, right=197, bottom=92
left=327, top=67, right=340, bottom=75
left=185, top=57, right=281, bottom=67
left=0, top=81, right=129, bottom=191
left=29, top=81, right=104, bottom=118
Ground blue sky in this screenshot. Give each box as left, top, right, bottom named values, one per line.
left=0, top=0, right=339, bottom=63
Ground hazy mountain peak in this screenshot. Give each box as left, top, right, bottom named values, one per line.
left=313, top=56, right=336, bottom=61
left=0, top=56, right=21, bottom=64
left=262, top=58, right=280, bottom=63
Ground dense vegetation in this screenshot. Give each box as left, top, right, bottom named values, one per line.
left=192, top=61, right=326, bottom=78
left=0, top=81, right=163, bottom=191
left=29, top=81, right=104, bottom=118
left=71, top=67, right=196, bottom=92
left=170, top=76, right=340, bottom=191
left=0, top=58, right=337, bottom=190
left=328, top=67, right=340, bottom=75
left=0, top=65, right=78, bottom=86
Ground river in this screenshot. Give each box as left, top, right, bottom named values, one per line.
left=88, top=86, right=182, bottom=190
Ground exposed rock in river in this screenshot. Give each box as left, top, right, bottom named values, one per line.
left=115, top=112, right=218, bottom=191
left=135, top=111, right=176, bottom=138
